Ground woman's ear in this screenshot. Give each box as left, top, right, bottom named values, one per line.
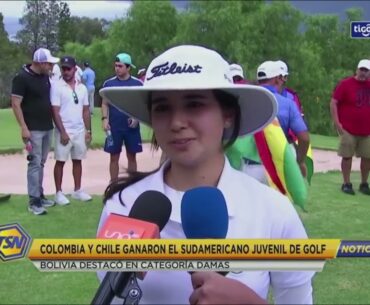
left=223, top=109, right=235, bottom=129
left=224, top=120, right=232, bottom=129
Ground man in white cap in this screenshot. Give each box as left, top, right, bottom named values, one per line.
left=330, top=59, right=370, bottom=195
left=11, top=47, right=59, bottom=215
left=257, top=60, right=310, bottom=177
left=276, top=60, right=304, bottom=118
left=229, top=63, right=248, bottom=84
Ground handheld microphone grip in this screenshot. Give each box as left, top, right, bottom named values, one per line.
left=91, top=190, right=172, bottom=305
left=181, top=186, right=229, bottom=276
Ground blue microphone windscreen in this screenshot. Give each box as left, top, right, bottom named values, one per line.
left=181, top=187, right=228, bottom=239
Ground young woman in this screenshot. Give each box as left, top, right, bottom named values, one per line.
left=98, top=45, right=314, bottom=304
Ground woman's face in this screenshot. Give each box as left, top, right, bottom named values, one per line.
left=150, top=90, right=231, bottom=167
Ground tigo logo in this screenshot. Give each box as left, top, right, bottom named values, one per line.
left=351, top=22, right=370, bottom=38
left=0, top=223, right=31, bottom=261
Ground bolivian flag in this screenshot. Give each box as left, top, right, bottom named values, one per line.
left=226, top=119, right=312, bottom=209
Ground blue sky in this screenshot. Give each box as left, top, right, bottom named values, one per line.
left=1, top=0, right=132, bottom=37
left=2, top=1, right=370, bottom=38
left=1, top=1, right=132, bottom=19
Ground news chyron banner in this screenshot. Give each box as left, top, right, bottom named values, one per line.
left=2, top=223, right=370, bottom=272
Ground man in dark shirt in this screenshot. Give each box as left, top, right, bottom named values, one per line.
left=11, top=48, right=59, bottom=215
left=101, top=53, right=143, bottom=181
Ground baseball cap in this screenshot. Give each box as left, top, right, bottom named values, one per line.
left=229, top=64, right=244, bottom=79
left=257, top=61, right=282, bottom=80
left=138, top=68, right=146, bottom=75
left=60, top=56, right=77, bottom=68
left=100, top=45, right=277, bottom=138
left=276, top=60, right=289, bottom=76
left=357, top=59, right=370, bottom=70
left=116, top=53, right=136, bottom=68
left=33, top=48, right=59, bottom=64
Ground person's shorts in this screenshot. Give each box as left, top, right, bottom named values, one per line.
left=54, top=130, right=87, bottom=161
left=104, top=128, right=143, bottom=154
left=338, top=130, right=370, bottom=158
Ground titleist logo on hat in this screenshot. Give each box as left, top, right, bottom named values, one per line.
left=147, top=62, right=203, bottom=80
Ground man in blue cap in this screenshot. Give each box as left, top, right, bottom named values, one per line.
left=101, top=53, right=143, bottom=181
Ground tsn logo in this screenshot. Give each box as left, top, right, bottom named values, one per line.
left=0, top=223, right=31, bottom=261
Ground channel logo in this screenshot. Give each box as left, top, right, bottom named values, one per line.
left=0, top=223, right=31, bottom=261
left=351, top=21, right=370, bottom=38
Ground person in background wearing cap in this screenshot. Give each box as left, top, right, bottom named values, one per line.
left=101, top=53, right=143, bottom=182
left=82, top=61, right=96, bottom=115
left=257, top=60, right=310, bottom=177
left=50, top=63, right=61, bottom=83
left=98, top=45, right=314, bottom=304
left=330, top=59, right=370, bottom=195
left=276, top=60, right=305, bottom=119
left=51, top=56, right=92, bottom=205
left=229, top=63, right=248, bottom=84
left=137, top=68, right=146, bottom=82
left=11, top=47, right=58, bottom=215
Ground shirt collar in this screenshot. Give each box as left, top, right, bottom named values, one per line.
left=146, top=156, right=236, bottom=223
left=261, top=84, right=278, bottom=94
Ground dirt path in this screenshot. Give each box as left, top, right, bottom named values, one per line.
left=0, top=146, right=360, bottom=195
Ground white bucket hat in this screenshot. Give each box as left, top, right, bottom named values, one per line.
left=100, top=45, right=277, bottom=137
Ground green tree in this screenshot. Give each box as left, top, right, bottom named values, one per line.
left=119, top=0, right=178, bottom=68
left=57, top=1, right=71, bottom=51
left=0, top=13, right=27, bottom=108
left=16, top=0, right=70, bottom=53
left=63, top=16, right=109, bottom=46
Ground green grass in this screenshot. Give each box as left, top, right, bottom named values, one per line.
left=1, top=108, right=339, bottom=154
left=1, top=172, right=370, bottom=304
left=0, top=108, right=153, bottom=153
left=0, top=195, right=104, bottom=304
left=310, top=134, right=339, bottom=151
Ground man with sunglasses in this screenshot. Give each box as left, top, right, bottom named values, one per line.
left=101, top=53, right=143, bottom=181
left=51, top=56, right=92, bottom=205
left=11, top=48, right=59, bottom=215
left=330, top=59, right=370, bottom=195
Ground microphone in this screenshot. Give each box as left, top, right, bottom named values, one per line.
left=91, top=191, right=172, bottom=305
left=181, top=186, right=229, bottom=276
left=181, top=186, right=228, bottom=239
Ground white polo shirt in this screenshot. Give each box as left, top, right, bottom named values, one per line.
left=51, top=79, right=89, bottom=134
left=98, top=157, right=314, bottom=304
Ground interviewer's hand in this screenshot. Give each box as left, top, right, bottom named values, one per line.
left=189, top=272, right=268, bottom=305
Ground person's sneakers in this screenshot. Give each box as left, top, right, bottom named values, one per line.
left=40, top=194, right=55, bottom=207
left=359, top=183, right=370, bottom=195
left=71, top=189, right=92, bottom=202
left=55, top=191, right=70, bottom=206
left=341, top=183, right=355, bottom=195
left=28, top=198, right=47, bottom=215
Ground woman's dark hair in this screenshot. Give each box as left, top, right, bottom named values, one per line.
left=103, top=89, right=241, bottom=204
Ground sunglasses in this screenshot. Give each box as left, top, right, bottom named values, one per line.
left=62, top=66, right=72, bottom=71
left=72, top=91, right=79, bottom=104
